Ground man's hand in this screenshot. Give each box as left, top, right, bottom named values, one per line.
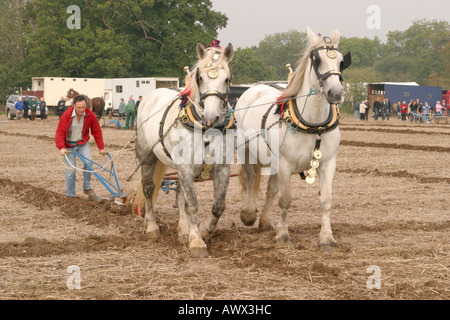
left=59, top=148, right=67, bottom=156
left=99, top=149, right=108, bottom=156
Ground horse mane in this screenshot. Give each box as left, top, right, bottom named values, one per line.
left=180, top=47, right=231, bottom=103
left=280, top=35, right=339, bottom=100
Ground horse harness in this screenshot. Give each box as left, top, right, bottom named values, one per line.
left=158, top=94, right=235, bottom=182
left=310, top=37, right=352, bottom=88
left=258, top=39, right=351, bottom=184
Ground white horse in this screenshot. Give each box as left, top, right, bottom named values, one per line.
left=134, top=42, right=234, bottom=257
left=234, top=27, right=351, bottom=252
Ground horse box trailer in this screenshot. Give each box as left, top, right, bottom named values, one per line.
left=29, top=76, right=179, bottom=115
left=368, top=82, right=443, bottom=107
left=31, top=77, right=106, bottom=110
left=103, top=77, right=179, bottom=116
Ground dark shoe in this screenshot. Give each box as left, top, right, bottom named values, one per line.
left=83, top=189, right=96, bottom=196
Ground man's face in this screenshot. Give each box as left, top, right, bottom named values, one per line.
left=74, top=100, right=87, bottom=117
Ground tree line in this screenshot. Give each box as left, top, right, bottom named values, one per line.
left=1, top=0, right=449, bottom=111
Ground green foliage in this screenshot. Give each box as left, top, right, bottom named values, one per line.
left=380, top=19, right=450, bottom=85
left=0, top=1, right=448, bottom=110
left=339, top=37, right=382, bottom=68
left=5, top=0, right=228, bottom=93
left=231, top=48, right=278, bottom=84
left=255, top=30, right=308, bottom=79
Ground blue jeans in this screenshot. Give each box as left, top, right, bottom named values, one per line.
left=64, top=143, right=92, bottom=197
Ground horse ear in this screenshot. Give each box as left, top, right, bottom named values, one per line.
left=196, top=42, right=207, bottom=59
left=306, top=26, right=317, bottom=44
left=223, top=43, right=234, bottom=62
left=330, top=29, right=341, bottom=46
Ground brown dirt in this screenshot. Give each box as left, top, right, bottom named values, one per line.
left=0, top=114, right=448, bottom=300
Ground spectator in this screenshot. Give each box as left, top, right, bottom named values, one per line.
left=23, top=97, right=30, bottom=119
left=354, top=101, right=360, bottom=120
left=118, top=98, right=126, bottom=120
left=365, top=100, right=370, bottom=121
left=373, top=98, right=380, bottom=120
left=359, top=100, right=367, bottom=121
left=29, top=97, right=38, bottom=121
left=57, top=97, right=66, bottom=119
left=386, top=98, right=392, bottom=118
left=435, top=101, right=443, bottom=115
left=136, top=96, right=143, bottom=109
left=125, top=97, right=137, bottom=130
left=409, top=100, right=419, bottom=123
left=422, top=102, right=431, bottom=121
left=39, top=98, right=47, bottom=120
left=416, top=98, right=423, bottom=114
left=395, top=101, right=401, bottom=119
left=381, top=98, right=389, bottom=121
left=400, top=101, right=408, bottom=121
left=55, top=95, right=105, bottom=198
left=15, top=97, right=24, bottom=120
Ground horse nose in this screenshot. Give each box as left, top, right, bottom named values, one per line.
left=326, top=89, right=342, bottom=104
left=202, top=115, right=219, bottom=128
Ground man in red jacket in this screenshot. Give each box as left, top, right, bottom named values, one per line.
left=55, top=95, right=105, bottom=197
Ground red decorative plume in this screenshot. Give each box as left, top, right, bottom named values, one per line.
left=207, top=39, right=222, bottom=49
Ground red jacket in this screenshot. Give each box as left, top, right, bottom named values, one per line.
left=400, top=104, right=408, bottom=114
left=55, top=107, right=104, bottom=150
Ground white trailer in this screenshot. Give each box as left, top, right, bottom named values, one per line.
left=103, top=77, right=179, bottom=115
left=31, top=77, right=106, bottom=108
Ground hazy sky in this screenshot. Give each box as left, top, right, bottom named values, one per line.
left=210, top=0, right=449, bottom=48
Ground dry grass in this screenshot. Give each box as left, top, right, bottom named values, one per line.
left=0, top=114, right=448, bottom=300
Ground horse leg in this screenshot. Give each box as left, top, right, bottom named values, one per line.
left=141, top=155, right=160, bottom=240
left=240, top=163, right=258, bottom=226
left=175, top=183, right=190, bottom=244
left=178, top=167, right=208, bottom=258
left=318, top=161, right=338, bottom=252
left=259, top=174, right=278, bottom=231
left=199, top=164, right=231, bottom=242
left=274, top=166, right=293, bottom=247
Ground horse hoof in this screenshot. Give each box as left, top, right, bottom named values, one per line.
left=146, top=228, right=161, bottom=241
left=258, top=220, right=274, bottom=232
left=274, top=234, right=293, bottom=248
left=319, top=239, right=338, bottom=253
left=199, top=223, right=214, bottom=243
left=178, top=234, right=189, bottom=245
left=190, top=246, right=209, bottom=258
left=240, top=210, right=257, bottom=227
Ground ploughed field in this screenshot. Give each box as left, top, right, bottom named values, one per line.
left=0, top=114, right=448, bottom=300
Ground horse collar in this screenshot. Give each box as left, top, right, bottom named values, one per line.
left=178, top=100, right=236, bottom=132
left=282, top=99, right=340, bottom=134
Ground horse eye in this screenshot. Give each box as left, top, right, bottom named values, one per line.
left=225, top=78, right=229, bottom=83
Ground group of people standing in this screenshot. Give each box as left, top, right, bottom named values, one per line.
left=356, top=98, right=393, bottom=121
left=14, top=96, right=47, bottom=120
left=118, top=95, right=142, bottom=130
left=355, top=98, right=447, bottom=122
left=398, top=99, right=445, bottom=122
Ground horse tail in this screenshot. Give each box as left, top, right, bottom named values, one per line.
left=125, top=160, right=167, bottom=216
left=239, top=164, right=262, bottom=199
left=99, top=98, right=105, bottom=117
left=152, top=160, right=168, bottom=205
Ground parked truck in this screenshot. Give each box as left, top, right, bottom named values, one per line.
left=103, top=77, right=179, bottom=116
left=26, top=76, right=179, bottom=116
left=29, top=77, right=106, bottom=111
